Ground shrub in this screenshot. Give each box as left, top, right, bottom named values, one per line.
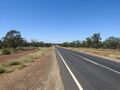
left=17, top=64, right=27, bottom=70
left=0, top=66, right=7, bottom=74
left=2, top=49, right=11, bottom=55
left=9, top=61, right=22, bottom=66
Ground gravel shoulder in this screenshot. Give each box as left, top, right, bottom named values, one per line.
left=0, top=47, right=64, bottom=90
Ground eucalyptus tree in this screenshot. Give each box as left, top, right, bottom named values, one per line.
left=2, top=30, right=24, bottom=49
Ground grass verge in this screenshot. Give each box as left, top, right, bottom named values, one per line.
left=0, top=47, right=50, bottom=75
left=65, top=47, right=120, bottom=60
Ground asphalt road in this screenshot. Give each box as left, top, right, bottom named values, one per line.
left=55, top=47, right=120, bottom=90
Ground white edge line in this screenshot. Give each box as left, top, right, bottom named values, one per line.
left=79, top=51, right=120, bottom=64
left=83, top=57, right=120, bottom=74
left=72, top=53, right=120, bottom=75
left=56, top=49, right=83, bottom=90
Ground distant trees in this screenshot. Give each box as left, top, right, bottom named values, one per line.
left=0, top=30, right=52, bottom=49
left=61, top=40, right=81, bottom=47
left=61, top=42, right=69, bottom=47
left=61, top=33, right=120, bottom=49
left=91, top=33, right=102, bottom=48
left=103, top=37, right=120, bottom=49
left=29, top=40, right=51, bottom=47
left=69, top=40, right=81, bottom=47
left=1, top=30, right=120, bottom=50
left=81, top=37, right=92, bottom=48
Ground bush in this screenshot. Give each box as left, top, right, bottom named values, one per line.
left=9, top=61, right=22, bottom=66
left=2, top=49, right=11, bottom=55
left=0, top=66, right=7, bottom=74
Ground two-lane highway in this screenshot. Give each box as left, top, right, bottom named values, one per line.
left=56, top=47, right=120, bottom=90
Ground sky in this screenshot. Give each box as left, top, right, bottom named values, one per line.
left=0, top=0, right=120, bottom=43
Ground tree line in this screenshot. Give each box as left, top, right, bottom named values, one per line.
left=60, top=33, right=120, bottom=49
left=0, top=30, right=52, bottom=49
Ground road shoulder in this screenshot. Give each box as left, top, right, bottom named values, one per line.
left=64, top=47, right=120, bottom=63
left=0, top=47, right=64, bottom=90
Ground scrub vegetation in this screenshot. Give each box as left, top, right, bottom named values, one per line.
left=0, top=30, right=51, bottom=75
left=0, top=47, right=49, bottom=74
left=0, top=30, right=52, bottom=55
left=60, top=33, right=120, bottom=60
left=60, top=33, right=120, bottom=49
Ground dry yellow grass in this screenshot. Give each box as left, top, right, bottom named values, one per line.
left=0, top=47, right=50, bottom=75
left=66, top=47, right=120, bottom=60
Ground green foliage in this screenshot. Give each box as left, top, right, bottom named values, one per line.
left=61, top=42, right=70, bottom=47
left=9, top=61, right=22, bottom=66
left=103, top=37, right=120, bottom=49
left=0, top=30, right=51, bottom=49
left=91, top=33, right=102, bottom=48
left=0, top=30, right=119, bottom=50
left=0, top=40, right=2, bottom=48
left=61, top=40, right=81, bottom=47
left=61, top=33, right=102, bottom=48
left=2, top=30, right=25, bottom=49
left=2, top=49, right=11, bottom=55
left=0, top=66, right=7, bottom=74
left=0, top=47, right=48, bottom=75
left=61, top=33, right=120, bottom=50
left=29, top=40, right=52, bottom=47
left=86, top=37, right=92, bottom=47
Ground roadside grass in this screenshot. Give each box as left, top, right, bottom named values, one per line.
left=0, top=49, right=3, bottom=55
left=9, top=61, right=22, bottom=66
left=66, top=47, right=120, bottom=60
left=109, top=54, right=120, bottom=59
left=0, top=47, right=37, bottom=55
left=0, top=66, right=7, bottom=74
left=0, top=47, right=49, bottom=75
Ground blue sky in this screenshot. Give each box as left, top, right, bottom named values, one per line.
left=0, top=0, right=120, bottom=43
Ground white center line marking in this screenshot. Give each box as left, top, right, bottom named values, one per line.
left=71, top=52, right=120, bottom=75
left=56, top=49, right=83, bottom=90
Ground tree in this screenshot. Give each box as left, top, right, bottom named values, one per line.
left=69, top=41, right=78, bottom=47
left=30, top=40, right=38, bottom=47
left=76, top=40, right=81, bottom=47
left=60, top=33, right=120, bottom=50
left=2, top=30, right=24, bottom=48
left=44, top=43, right=52, bottom=47
left=61, top=42, right=70, bottom=47
left=81, top=40, right=87, bottom=47
left=39, top=41, right=45, bottom=47
left=0, top=40, right=2, bottom=48
left=61, top=40, right=81, bottom=47
left=91, top=33, right=102, bottom=48
left=103, top=37, right=120, bottom=49
left=85, top=37, right=92, bottom=48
